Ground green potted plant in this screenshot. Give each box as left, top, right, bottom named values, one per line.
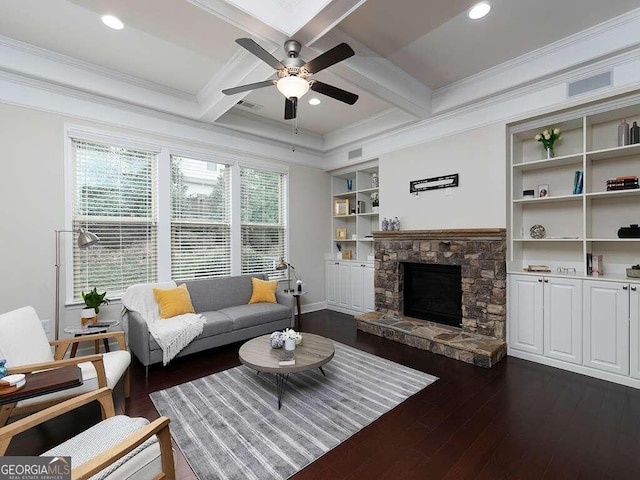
left=81, top=287, right=109, bottom=325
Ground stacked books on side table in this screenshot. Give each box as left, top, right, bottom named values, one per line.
left=606, top=175, right=639, bottom=191
left=0, top=374, right=26, bottom=395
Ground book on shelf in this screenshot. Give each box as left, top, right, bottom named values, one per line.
left=586, top=253, right=592, bottom=275
left=279, top=351, right=295, bottom=366
left=590, top=254, right=604, bottom=276
left=573, top=170, right=584, bottom=195
left=606, top=176, right=639, bottom=191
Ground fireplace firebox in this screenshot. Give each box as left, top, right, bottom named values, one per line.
left=403, top=262, right=462, bottom=328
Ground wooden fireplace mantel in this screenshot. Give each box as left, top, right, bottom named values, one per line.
left=373, top=228, right=506, bottom=241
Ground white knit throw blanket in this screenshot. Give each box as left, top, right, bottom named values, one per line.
left=121, top=281, right=205, bottom=366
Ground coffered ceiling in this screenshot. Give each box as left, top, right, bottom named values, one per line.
left=0, top=0, right=639, bottom=148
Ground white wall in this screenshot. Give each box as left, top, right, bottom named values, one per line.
left=0, top=102, right=330, bottom=338
left=379, top=123, right=507, bottom=230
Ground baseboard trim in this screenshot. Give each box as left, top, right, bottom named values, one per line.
left=301, top=301, right=327, bottom=314
left=508, top=348, right=640, bottom=389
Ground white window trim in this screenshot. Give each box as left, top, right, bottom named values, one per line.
left=64, top=125, right=291, bottom=304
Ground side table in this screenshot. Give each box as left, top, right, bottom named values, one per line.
left=63, top=320, right=120, bottom=358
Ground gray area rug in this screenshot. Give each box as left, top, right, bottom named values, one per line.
left=150, top=342, right=437, bottom=479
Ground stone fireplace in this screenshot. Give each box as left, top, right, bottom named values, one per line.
left=355, top=228, right=507, bottom=368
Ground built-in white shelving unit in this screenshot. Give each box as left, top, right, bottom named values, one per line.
left=507, top=94, right=640, bottom=389
left=509, top=98, right=640, bottom=281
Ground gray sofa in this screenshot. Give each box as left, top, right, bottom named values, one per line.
left=126, top=274, right=294, bottom=372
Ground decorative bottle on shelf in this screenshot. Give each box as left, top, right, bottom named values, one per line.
left=0, top=359, right=7, bottom=379
left=618, top=119, right=630, bottom=146
left=381, top=217, right=389, bottom=231
left=630, top=121, right=640, bottom=145
left=371, top=173, right=378, bottom=188
left=390, top=217, right=400, bottom=231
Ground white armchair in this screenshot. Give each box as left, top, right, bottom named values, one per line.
left=0, top=306, right=130, bottom=426
left=0, top=388, right=175, bottom=480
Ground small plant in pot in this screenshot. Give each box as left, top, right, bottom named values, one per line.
left=371, top=192, right=379, bottom=212
left=81, top=287, right=109, bottom=326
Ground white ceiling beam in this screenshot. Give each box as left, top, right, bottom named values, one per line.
left=191, top=0, right=431, bottom=123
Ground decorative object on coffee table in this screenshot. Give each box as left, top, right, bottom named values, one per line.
left=270, top=331, right=285, bottom=349
left=530, top=224, right=546, bottom=239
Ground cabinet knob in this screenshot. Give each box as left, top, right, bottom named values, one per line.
left=623, top=285, right=629, bottom=290
left=361, top=264, right=366, bottom=267
left=632, top=286, right=637, bottom=291
left=538, top=278, right=543, bottom=282
left=334, top=262, right=339, bottom=265
left=544, top=279, right=549, bottom=283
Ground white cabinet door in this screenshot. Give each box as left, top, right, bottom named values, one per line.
left=350, top=263, right=364, bottom=311
left=509, top=274, right=544, bottom=355
left=630, top=285, right=640, bottom=379
left=364, top=264, right=375, bottom=311
left=583, top=280, right=629, bottom=376
left=544, top=277, right=582, bottom=364
left=326, top=261, right=339, bottom=306
left=338, top=262, right=351, bottom=309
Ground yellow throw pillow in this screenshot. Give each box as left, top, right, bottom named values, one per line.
left=153, top=284, right=195, bottom=319
left=248, top=277, right=278, bottom=304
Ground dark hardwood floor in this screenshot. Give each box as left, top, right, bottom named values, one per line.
left=7, top=309, right=640, bottom=479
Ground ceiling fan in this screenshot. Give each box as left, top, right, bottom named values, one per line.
left=222, top=38, right=359, bottom=120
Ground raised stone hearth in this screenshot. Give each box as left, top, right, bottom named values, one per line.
left=358, top=228, right=507, bottom=367
left=355, top=312, right=506, bottom=368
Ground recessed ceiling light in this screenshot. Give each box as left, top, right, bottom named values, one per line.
left=468, top=2, right=491, bottom=20
left=308, top=98, right=321, bottom=106
left=101, top=15, right=124, bottom=30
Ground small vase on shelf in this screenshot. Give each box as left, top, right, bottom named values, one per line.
left=544, top=147, right=555, bottom=159
left=630, top=121, right=640, bottom=145
left=284, top=338, right=296, bottom=351
left=618, top=119, right=630, bottom=146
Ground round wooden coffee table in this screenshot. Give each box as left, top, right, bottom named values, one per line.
left=239, top=333, right=335, bottom=409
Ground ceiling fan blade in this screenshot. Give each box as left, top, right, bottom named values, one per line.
left=310, top=81, right=358, bottom=105
left=236, top=38, right=285, bottom=70
left=303, top=43, right=355, bottom=74
left=284, top=97, right=297, bottom=120
left=222, top=80, right=275, bottom=95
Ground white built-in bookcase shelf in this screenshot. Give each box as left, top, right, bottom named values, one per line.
left=508, top=95, right=640, bottom=280
left=330, top=160, right=379, bottom=261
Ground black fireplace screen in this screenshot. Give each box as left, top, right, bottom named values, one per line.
left=403, top=262, right=462, bottom=327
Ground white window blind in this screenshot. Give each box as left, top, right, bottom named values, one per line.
left=71, top=139, right=157, bottom=300
left=240, top=167, right=287, bottom=277
left=171, top=156, right=231, bottom=281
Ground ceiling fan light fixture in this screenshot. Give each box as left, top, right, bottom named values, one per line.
left=101, top=14, right=124, bottom=30
left=277, top=76, right=310, bottom=99
left=468, top=2, right=491, bottom=20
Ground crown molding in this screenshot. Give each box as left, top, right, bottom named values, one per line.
left=432, top=8, right=640, bottom=113
left=0, top=68, right=324, bottom=168
left=0, top=35, right=195, bottom=101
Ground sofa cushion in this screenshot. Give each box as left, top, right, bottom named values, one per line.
left=149, top=311, right=232, bottom=351
left=184, top=274, right=267, bottom=312
left=153, top=284, right=195, bottom=319
left=248, top=278, right=278, bottom=304
left=219, top=303, right=292, bottom=330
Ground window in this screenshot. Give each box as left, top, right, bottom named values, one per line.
left=69, top=131, right=289, bottom=297
left=240, top=167, right=287, bottom=276
left=71, top=139, right=157, bottom=300
left=170, top=156, right=231, bottom=281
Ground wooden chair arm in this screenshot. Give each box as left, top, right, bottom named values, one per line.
left=72, top=416, right=174, bottom=479
left=7, top=354, right=104, bottom=374
left=0, top=388, right=114, bottom=456
left=7, top=354, right=107, bottom=393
